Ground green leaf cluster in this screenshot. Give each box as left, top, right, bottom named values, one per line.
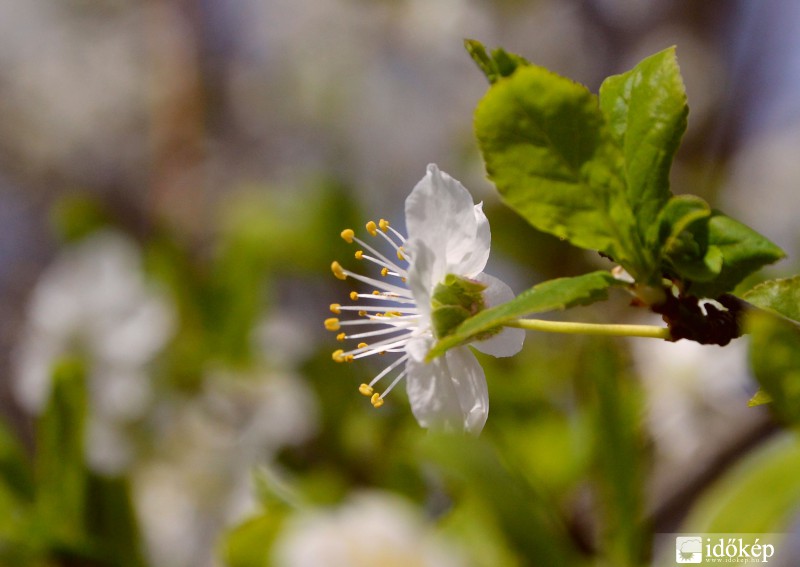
left=469, top=40, right=783, bottom=297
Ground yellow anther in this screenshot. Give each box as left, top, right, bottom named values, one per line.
left=355, top=250, right=364, bottom=260
left=380, top=267, right=389, bottom=277
left=357, top=342, right=368, bottom=349
left=332, top=349, right=346, bottom=362
left=350, top=291, right=359, bottom=301
left=366, top=221, right=378, bottom=236
left=372, top=290, right=381, bottom=295
left=359, top=384, right=374, bottom=396
left=329, top=303, right=341, bottom=314
left=379, top=351, right=386, bottom=356
left=401, top=277, right=407, bottom=282
left=336, top=332, right=346, bottom=341
left=371, top=393, right=384, bottom=408
left=379, top=219, right=390, bottom=232
left=340, top=229, right=355, bottom=243
left=358, top=310, right=367, bottom=316
left=397, top=247, right=405, bottom=261
left=331, top=261, right=347, bottom=280
left=324, top=318, right=340, bottom=331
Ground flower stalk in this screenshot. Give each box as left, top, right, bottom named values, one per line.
left=506, top=318, right=672, bottom=340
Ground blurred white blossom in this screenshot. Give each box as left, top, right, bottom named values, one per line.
left=631, top=335, right=757, bottom=466
left=134, top=326, right=318, bottom=567
left=272, top=491, right=469, bottom=567
left=13, top=230, right=175, bottom=473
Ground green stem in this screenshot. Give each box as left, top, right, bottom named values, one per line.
left=507, top=318, right=672, bottom=340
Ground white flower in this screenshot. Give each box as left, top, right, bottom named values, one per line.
left=326, top=164, right=524, bottom=433
left=271, top=491, right=469, bottom=567
left=134, top=368, right=318, bottom=567
left=12, top=230, right=175, bottom=473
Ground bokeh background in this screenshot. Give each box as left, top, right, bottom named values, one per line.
left=1, top=1, right=800, bottom=566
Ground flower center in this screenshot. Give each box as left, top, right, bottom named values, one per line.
left=326, top=220, right=425, bottom=408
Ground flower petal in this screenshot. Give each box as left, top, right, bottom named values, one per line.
left=405, top=164, right=490, bottom=279
left=470, top=272, right=525, bottom=358
left=405, top=239, right=438, bottom=325
left=405, top=340, right=489, bottom=434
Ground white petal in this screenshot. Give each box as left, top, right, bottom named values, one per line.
left=405, top=341, right=489, bottom=434
left=405, top=334, right=431, bottom=363
left=470, top=272, right=525, bottom=358
left=405, top=239, right=438, bottom=324
left=404, top=164, right=490, bottom=278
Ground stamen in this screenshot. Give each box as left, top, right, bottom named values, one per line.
left=381, top=267, right=389, bottom=277
left=331, top=349, right=353, bottom=363
left=397, top=247, right=405, bottom=261
left=331, top=261, right=347, bottom=280
left=350, top=291, right=359, bottom=301
left=352, top=292, right=415, bottom=304
left=374, top=228, right=411, bottom=263
left=359, top=384, right=374, bottom=396
left=335, top=317, right=416, bottom=328
left=370, top=393, right=384, bottom=408
left=340, top=229, right=355, bottom=243
left=386, top=224, right=406, bottom=243
left=349, top=235, right=407, bottom=277
left=367, top=354, right=408, bottom=388
left=330, top=304, right=341, bottom=314
left=355, top=250, right=364, bottom=260
left=378, top=219, right=390, bottom=232
left=351, top=337, right=412, bottom=359
left=336, top=333, right=346, bottom=341
left=345, top=326, right=415, bottom=340
left=366, top=221, right=378, bottom=236
left=357, top=342, right=368, bottom=349
left=378, top=368, right=408, bottom=399
left=333, top=305, right=419, bottom=314
left=334, top=265, right=412, bottom=298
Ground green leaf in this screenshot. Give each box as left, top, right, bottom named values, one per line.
left=651, top=194, right=711, bottom=252
left=34, top=357, right=89, bottom=546
left=474, top=64, right=646, bottom=277
left=0, top=419, right=33, bottom=503
left=682, top=433, right=800, bottom=534
left=83, top=475, right=146, bottom=567
left=746, top=310, right=800, bottom=425
left=747, top=388, right=772, bottom=407
left=464, top=39, right=529, bottom=84
left=578, top=338, right=646, bottom=566
left=652, top=194, right=724, bottom=282
left=599, top=47, right=687, bottom=235
left=743, top=275, right=800, bottom=322
left=686, top=212, right=785, bottom=298
left=418, top=434, right=587, bottom=567
left=220, top=512, right=285, bottom=567
left=428, top=271, right=619, bottom=359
